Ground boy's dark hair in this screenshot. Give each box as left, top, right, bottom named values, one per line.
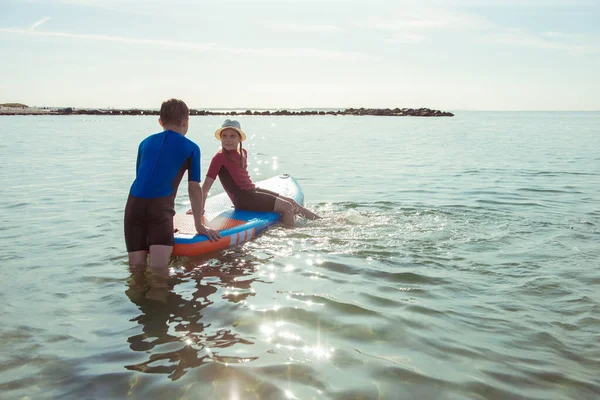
left=160, top=99, right=189, bottom=125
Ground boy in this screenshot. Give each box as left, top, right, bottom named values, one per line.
left=124, top=98, right=220, bottom=278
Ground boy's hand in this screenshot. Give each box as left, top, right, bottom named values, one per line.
left=196, top=224, right=221, bottom=242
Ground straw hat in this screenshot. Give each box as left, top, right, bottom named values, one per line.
left=214, top=119, right=246, bottom=141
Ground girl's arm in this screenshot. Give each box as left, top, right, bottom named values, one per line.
left=185, top=176, right=215, bottom=215
left=186, top=153, right=221, bottom=215
left=201, top=176, right=215, bottom=215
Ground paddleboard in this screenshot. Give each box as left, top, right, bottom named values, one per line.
left=173, top=174, right=304, bottom=256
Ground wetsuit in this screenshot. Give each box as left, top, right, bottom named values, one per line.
left=124, top=130, right=201, bottom=252
left=206, top=149, right=280, bottom=212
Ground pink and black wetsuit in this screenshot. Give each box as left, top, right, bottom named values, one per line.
left=206, top=149, right=280, bottom=212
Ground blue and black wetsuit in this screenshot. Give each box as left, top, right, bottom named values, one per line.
left=124, top=130, right=201, bottom=252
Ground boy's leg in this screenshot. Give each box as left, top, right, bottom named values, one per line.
left=128, top=251, right=148, bottom=272
left=145, top=197, right=176, bottom=279
left=148, top=245, right=173, bottom=278
left=145, top=245, right=171, bottom=303
left=125, top=269, right=150, bottom=303
left=125, top=195, right=150, bottom=271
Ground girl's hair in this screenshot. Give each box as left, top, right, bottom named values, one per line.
left=160, top=98, right=189, bottom=125
left=221, top=132, right=247, bottom=170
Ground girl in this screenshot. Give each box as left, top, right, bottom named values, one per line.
left=201, top=119, right=319, bottom=226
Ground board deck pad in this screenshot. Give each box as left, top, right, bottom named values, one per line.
left=173, top=174, right=304, bottom=256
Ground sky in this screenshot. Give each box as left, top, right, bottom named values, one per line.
left=1, top=0, right=599, bottom=110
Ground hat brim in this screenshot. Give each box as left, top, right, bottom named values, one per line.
left=214, top=126, right=246, bottom=142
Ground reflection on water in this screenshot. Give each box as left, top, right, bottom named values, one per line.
left=121, top=238, right=343, bottom=398
left=124, top=249, right=262, bottom=381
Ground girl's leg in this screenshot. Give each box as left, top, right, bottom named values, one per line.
left=294, top=204, right=320, bottom=220
left=274, top=197, right=295, bottom=227
left=240, top=188, right=316, bottom=226
left=279, top=196, right=320, bottom=220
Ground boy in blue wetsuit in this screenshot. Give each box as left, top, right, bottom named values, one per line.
left=124, top=99, right=220, bottom=278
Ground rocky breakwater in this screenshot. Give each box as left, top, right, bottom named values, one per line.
left=1, top=105, right=454, bottom=117
left=342, top=107, right=453, bottom=117
left=189, top=107, right=453, bottom=117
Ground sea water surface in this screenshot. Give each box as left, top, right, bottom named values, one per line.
left=1, top=112, right=599, bottom=400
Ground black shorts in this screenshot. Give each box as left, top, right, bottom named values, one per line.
left=234, top=188, right=280, bottom=212
left=124, top=194, right=176, bottom=252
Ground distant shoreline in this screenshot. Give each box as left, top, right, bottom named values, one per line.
left=0, top=105, right=454, bottom=117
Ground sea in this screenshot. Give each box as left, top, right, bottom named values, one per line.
left=0, top=112, right=599, bottom=400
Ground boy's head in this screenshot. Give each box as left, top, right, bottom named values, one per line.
left=159, top=99, right=189, bottom=131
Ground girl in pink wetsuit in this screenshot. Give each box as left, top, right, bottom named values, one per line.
left=202, top=119, right=319, bottom=226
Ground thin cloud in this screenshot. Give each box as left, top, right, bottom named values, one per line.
left=270, top=23, right=344, bottom=33
left=30, top=17, right=51, bottom=31
left=356, top=9, right=492, bottom=31
left=0, top=28, right=369, bottom=60
left=219, top=46, right=369, bottom=61
left=52, top=0, right=121, bottom=11
left=355, top=8, right=492, bottom=45
left=440, top=0, right=597, bottom=6
left=494, top=30, right=599, bottom=55
left=0, top=28, right=216, bottom=50
left=384, top=33, right=426, bottom=44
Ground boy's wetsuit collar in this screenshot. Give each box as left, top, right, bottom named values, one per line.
left=164, top=129, right=184, bottom=135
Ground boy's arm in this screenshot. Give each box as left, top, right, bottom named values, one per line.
left=136, top=145, right=142, bottom=173
left=188, top=181, right=220, bottom=241
left=186, top=153, right=220, bottom=215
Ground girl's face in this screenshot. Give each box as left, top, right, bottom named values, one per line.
left=220, top=128, right=241, bottom=151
